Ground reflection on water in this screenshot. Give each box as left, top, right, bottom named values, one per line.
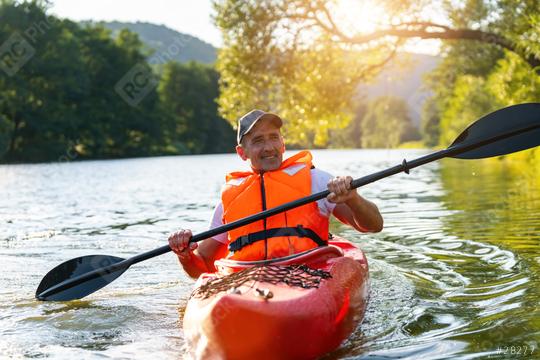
left=1, top=150, right=539, bottom=359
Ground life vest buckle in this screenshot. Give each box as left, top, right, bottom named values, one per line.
left=235, top=235, right=251, bottom=251
left=296, top=225, right=308, bottom=237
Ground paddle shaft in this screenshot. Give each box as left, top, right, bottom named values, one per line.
left=98, top=122, right=540, bottom=266
left=136, top=120, right=540, bottom=259
left=37, top=121, right=539, bottom=299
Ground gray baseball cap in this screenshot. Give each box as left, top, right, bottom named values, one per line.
left=237, top=109, right=283, bottom=144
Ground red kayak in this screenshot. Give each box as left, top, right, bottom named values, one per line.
left=183, top=236, right=369, bottom=359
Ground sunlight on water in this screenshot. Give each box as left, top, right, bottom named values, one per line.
left=1, top=150, right=539, bottom=359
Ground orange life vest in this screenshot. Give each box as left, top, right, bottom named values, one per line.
left=221, top=150, right=329, bottom=261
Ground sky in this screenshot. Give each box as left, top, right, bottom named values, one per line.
left=48, top=0, right=223, bottom=47
left=48, top=0, right=440, bottom=55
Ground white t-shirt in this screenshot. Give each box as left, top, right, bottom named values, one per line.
left=210, top=168, right=336, bottom=244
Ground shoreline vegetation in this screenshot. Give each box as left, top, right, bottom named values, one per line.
left=1, top=2, right=236, bottom=164
left=1, top=1, right=539, bottom=167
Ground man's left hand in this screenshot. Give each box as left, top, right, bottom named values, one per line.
left=327, top=176, right=357, bottom=204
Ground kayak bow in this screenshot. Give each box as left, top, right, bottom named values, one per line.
left=183, top=237, right=369, bottom=360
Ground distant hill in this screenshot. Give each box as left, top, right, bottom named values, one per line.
left=362, top=53, right=440, bottom=127
left=95, top=21, right=217, bottom=64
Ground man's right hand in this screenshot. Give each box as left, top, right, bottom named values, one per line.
left=168, top=229, right=198, bottom=258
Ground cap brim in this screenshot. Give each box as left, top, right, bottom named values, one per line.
left=239, top=113, right=283, bottom=143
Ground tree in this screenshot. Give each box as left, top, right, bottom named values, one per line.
left=361, top=96, right=416, bottom=148
left=422, top=1, right=540, bottom=147
left=238, top=0, right=538, bottom=69
left=0, top=1, right=87, bottom=161
left=212, top=0, right=540, bottom=147
left=420, top=97, right=440, bottom=147
left=159, top=61, right=235, bottom=154
left=327, top=101, right=367, bottom=148
left=75, top=26, right=165, bottom=159
left=214, top=0, right=394, bottom=147
left=0, top=1, right=165, bottom=162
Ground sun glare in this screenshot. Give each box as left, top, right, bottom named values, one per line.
left=331, top=0, right=442, bottom=55
left=332, top=0, right=388, bottom=35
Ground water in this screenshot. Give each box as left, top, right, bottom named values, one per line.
left=1, top=149, right=539, bottom=359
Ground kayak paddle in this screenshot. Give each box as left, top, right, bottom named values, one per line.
left=36, top=103, right=540, bottom=301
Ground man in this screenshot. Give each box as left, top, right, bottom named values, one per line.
left=169, top=110, right=383, bottom=278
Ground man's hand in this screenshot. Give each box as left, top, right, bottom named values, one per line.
left=328, top=176, right=384, bottom=233
left=168, top=229, right=198, bottom=261
left=327, top=176, right=357, bottom=204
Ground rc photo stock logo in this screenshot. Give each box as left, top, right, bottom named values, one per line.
left=114, top=63, right=159, bottom=107
left=0, top=32, right=35, bottom=76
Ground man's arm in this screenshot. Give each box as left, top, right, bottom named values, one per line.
left=168, top=230, right=228, bottom=279
left=328, top=176, right=383, bottom=233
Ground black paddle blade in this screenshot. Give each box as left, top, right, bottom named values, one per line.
left=449, top=103, right=540, bottom=159
left=36, top=255, right=126, bottom=301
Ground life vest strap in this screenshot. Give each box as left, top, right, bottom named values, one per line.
left=229, top=225, right=327, bottom=252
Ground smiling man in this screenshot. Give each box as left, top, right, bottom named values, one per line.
left=168, top=109, right=383, bottom=277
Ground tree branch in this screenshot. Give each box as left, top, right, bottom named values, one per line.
left=289, top=3, right=540, bottom=71
left=348, top=26, right=540, bottom=70
left=356, top=45, right=400, bottom=82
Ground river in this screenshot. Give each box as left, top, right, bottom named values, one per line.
left=1, top=149, right=539, bottom=359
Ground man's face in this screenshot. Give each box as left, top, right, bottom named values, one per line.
left=236, top=118, right=285, bottom=172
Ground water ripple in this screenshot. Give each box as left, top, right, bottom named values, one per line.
left=1, top=150, right=539, bottom=359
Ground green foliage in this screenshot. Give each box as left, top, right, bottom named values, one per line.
left=0, top=1, right=161, bottom=161
left=0, top=2, right=234, bottom=163
left=213, top=0, right=388, bottom=148
left=439, top=75, right=500, bottom=145
left=327, top=102, right=367, bottom=148
left=1, top=1, right=83, bottom=161
left=425, top=0, right=540, bottom=148
left=361, top=96, right=418, bottom=148
left=420, top=97, right=440, bottom=147
left=486, top=52, right=540, bottom=104
left=74, top=26, right=165, bottom=159
left=213, top=0, right=539, bottom=149
left=273, top=44, right=365, bottom=147
left=0, top=113, right=10, bottom=154
left=436, top=50, right=539, bottom=146
left=159, top=61, right=235, bottom=154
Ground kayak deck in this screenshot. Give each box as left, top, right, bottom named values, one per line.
left=183, top=237, right=369, bottom=360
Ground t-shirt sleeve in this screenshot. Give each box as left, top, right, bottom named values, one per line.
left=209, top=202, right=228, bottom=244
left=310, top=168, right=336, bottom=216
